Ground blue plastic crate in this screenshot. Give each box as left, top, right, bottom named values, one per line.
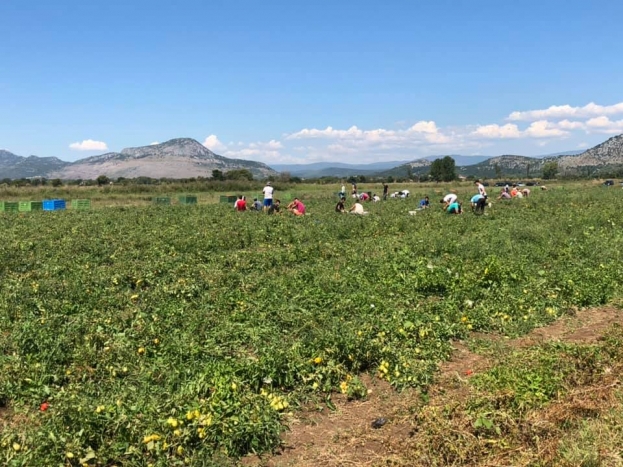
left=43, top=199, right=66, bottom=211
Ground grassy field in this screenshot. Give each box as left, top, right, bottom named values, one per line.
left=1, top=182, right=622, bottom=466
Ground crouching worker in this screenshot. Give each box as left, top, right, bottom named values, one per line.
left=470, top=194, right=486, bottom=214
left=287, top=198, right=306, bottom=216
left=335, top=197, right=346, bottom=213
left=446, top=200, right=462, bottom=214
left=268, top=199, right=281, bottom=214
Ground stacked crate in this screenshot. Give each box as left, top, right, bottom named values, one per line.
left=219, top=195, right=238, bottom=204
left=18, top=201, right=43, bottom=212
left=178, top=195, right=198, bottom=205
left=0, top=201, right=19, bottom=212
left=43, top=199, right=66, bottom=211
left=71, top=199, right=91, bottom=210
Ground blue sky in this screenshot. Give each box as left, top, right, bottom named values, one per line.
left=2, top=0, right=623, bottom=164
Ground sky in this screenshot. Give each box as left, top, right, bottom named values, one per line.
left=2, top=0, right=623, bottom=165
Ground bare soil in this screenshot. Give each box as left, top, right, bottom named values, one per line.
left=244, top=306, right=622, bottom=467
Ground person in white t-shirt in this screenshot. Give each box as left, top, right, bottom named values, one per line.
left=475, top=179, right=487, bottom=198
left=262, top=182, right=274, bottom=212
left=441, top=193, right=457, bottom=208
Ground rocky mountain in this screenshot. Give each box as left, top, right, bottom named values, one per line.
left=555, top=134, right=623, bottom=169
left=46, top=138, right=277, bottom=180
left=0, top=150, right=69, bottom=179
left=457, top=155, right=544, bottom=178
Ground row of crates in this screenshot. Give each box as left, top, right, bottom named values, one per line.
left=0, top=199, right=91, bottom=212
left=153, top=195, right=198, bottom=205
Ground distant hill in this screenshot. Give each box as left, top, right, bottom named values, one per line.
left=273, top=156, right=491, bottom=178
left=0, top=150, right=69, bottom=179
left=456, top=155, right=544, bottom=178
left=271, top=161, right=409, bottom=178
left=555, top=134, right=623, bottom=170
left=47, top=138, right=277, bottom=180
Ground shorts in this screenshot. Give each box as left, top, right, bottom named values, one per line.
left=263, top=198, right=273, bottom=207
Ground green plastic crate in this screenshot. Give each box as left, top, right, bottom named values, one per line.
left=178, top=195, right=197, bottom=205
left=0, top=201, right=19, bottom=213
left=18, top=201, right=43, bottom=212
left=219, top=195, right=238, bottom=204
left=154, top=197, right=171, bottom=205
left=71, top=199, right=91, bottom=210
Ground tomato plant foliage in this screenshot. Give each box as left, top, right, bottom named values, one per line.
left=1, top=185, right=622, bottom=465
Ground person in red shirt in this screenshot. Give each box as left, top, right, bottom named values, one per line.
left=234, top=195, right=247, bottom=211
left=287, top=198, right=306, bottom=216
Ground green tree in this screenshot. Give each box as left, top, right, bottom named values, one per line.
left=429, top=156, right=456, bottom=182
left=212, top=169, right=225, bottom=181
left=51, top=178, right=63, bottom=187
left=225, top=169, right=254, bottom=181
left=542, top=161, right=558, bottom=180
left=96, top=175, right=110, bottom=186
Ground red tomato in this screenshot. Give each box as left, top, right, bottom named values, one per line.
left=40, top=402, right=50, bottom=412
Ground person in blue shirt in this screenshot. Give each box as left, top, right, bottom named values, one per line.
left=252, top=198, right=262, bottom=211
left=419, top=196, right=430, bottom=209
left=470, top=194, right=486, bottom=214
left=446, top=201, right=462, bottom=214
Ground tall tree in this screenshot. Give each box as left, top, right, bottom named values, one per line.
left=430, top=156, right=457, bottom=182
left=542, top=161, right=558, bottom=180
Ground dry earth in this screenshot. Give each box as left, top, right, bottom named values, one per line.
left=244, top=306, right=622, bottom=467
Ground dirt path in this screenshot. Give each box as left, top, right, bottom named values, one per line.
left=244, top=306, right=622, bottom=467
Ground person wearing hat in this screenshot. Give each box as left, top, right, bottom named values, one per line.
left=262, top=181, right=274, bottom=212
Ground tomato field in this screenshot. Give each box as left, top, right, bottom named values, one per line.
left=1, top=183, right=622, bottom=466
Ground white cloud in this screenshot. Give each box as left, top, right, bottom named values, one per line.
left=524, top=120, right=569, bottom=138
left=408, top=120, right=438, bottom=134
left=69, top=139, right=109, bottom=151
left=578, top=142, right=588, bottom=148
left=472, top=123, right=521, bottom=139
left=556, top=120, right=585, bottom=130
left=471, top=120, right=569, bottom=139
left=585, top=116, right=623, bottom=134
left=203, top=134, right=226, bottom=152
left=508, top=101, right=623, bottom=121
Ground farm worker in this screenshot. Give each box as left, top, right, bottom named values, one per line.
left=504, top=184, right=510, bottom=193
left=351, top=182, right=357, bottom=196
left=335, top=197, right=346, bottom=213
left=287, top=198, right=306, bottom=216
left=498, top=191, right=511, bottom=200
left=262, top=181, right=274, bottom=211
left=383, top=183, right=389, bottom=200
left=446, top=201, right=462, bottom=214
left=340, top=184, right=346, bottom=197
left=372, top=194, right=381, bottom=202
left=400, top=190, right=410, bottom=198
left=252, top=198, right=262, bottom=211
left=521, top=188, right=531, bottom=197
left=470, top=194, right=486, bottom=213
left=268, top=199, right=281, bottom=214
left=441, top=193, right=457, bottom=209
left=510, top=185, right=519, bottom=198
left=419, top=196, right=430, bottom=208
left=349, top=200, right=365, bottom=215
left=360, top=192, right=370, bottom=201
left=475, top=179, right=487, bottom=198
left=234, top=195, right=247, bottom=211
